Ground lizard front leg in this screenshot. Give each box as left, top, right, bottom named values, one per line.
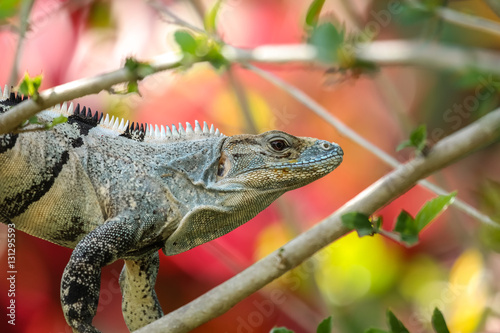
left=120, top=252, right=163, bottom=331
left=60, top=215, right=142, bottom=333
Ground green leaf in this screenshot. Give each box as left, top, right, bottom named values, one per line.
left=51, top=115, right=68, bottom=126
left=395, top=140, right=414, bottom=152
left=410, top=124, right=427, bottom=151
left=88, top=0, right=114, bottom=29
left=387, top=310, right=409, bottom=333
left=305, top=0, right=326, bottom=28
left=204, top=0, right=222, bottom=34
left=137, top=64, right=154, bottom=78
left=351, top=59, right=379, bottom=74
left=393, top=211, right=415, bottom=233
left=317, top=316, right=332, bottom=333
left=18, top=72, right=43, bottom=99
left=28, top=116, right=39, bottom=124
left=203, top=42, right=228, bottom=70
left=393, top=211, right=419, bottom=246
left=341, top=212, right=374, bottom=237
left=455, top=69, right=500, bottom=92
left=28, top=73, right=42, bottom=94
left=45, top=115, right=68, bottom=130
left=373, top=216, right=383, bottom=231
left=270, top=328, right=294, bottom=333
left=127, top=81, right=139, bottom=94
left=124, top=57, right=140, bottom=71
left=124, top=57, right=153, bottom=79
left=396, top=124, right=427, bottom=153
left=431, top=308, right=450, bottom=333
left=309, top=23, right=345, bottom=63
left=174, top=30, right=198, bottom=55
left=415, top=192, right=456, bottom=231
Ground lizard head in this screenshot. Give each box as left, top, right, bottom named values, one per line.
left=215, top=130, right=343, bottom=191
left=161, top=130, right=343, bottom=255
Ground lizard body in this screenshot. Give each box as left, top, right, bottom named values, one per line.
left=0, top=85, right=343, bottom=332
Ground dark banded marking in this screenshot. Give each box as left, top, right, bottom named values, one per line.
left=67, top=104, right=103, bottom=136
left=0, top=92, right=23, bottom=152
left=52, top=216, right=87, bottom=244
left=0, top=91, right=27, bottom=110
left=2, top=150, right=70, bottom=219
left=120, top=122, right=146, bottom=142
left=0, top=133, right=18, bottom=154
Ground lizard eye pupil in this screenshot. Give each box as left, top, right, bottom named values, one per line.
left=270, top=139, right=288, bottom=151
left=217, top=161, right=225, bottom=177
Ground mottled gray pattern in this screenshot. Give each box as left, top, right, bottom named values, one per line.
left=120, top=252, right=163, bottom=331
left=0, top=86, right=343, bottom=333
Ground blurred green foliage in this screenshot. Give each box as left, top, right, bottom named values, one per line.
left=396, top=124, right=427, bottom=154
left=87, top=0, right=115, bottom=29
left=0, top=0, right=19, bottom=22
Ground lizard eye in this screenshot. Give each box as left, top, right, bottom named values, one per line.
left=217, top=160, right=225, bottom=177
left=216, top=154, right=230, bottom=179
left=269, top=139, right=289, bottom=152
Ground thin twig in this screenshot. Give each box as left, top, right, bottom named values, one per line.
left=8, top=0, right=35, bottom=87
left=336, top=0, right=413, bottom=134
left=225, top=67, right=258, bottom=133
left=484, top=0, right=500, bottom=18
left=186, top=0, right=206, bottom=22
left=221, top=41, right=500, bottom=76
left=148, top=0, right=207, bottom=35
left=135, top=105, right=500, bottom=333
left=405, top=0, right=500, bottom=37
left=436, top=6, right=500, bottom=37
left=246, top=64, right=499, bottom=229
left=354, top=40, right=500, bottom=76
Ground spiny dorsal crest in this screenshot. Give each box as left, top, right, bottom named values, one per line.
left=0, top=84, right=224, bottom=143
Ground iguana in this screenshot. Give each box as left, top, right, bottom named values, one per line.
left=0, top=85, right=343, bottom=333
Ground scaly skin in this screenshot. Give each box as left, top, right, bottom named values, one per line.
left=0, top=86, right=343, bottom=332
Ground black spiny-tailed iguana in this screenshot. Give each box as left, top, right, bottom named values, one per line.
left=0, top=85, right=343, bottom=332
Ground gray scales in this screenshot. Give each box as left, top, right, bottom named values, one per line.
left=0, top=85, right=343, bottom=333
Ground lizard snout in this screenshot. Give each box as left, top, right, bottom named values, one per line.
left=317, top=140, right=343, bottom=157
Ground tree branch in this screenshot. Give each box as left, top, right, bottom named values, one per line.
left=405, top=0, right=500, bottom=37
left=435, top=6, right=500, bottom=37
left=0, top=53, right=182, bottom=135
left=8, top=0, right=35, bottom=87
left=135, top=106, right=500, bottom=333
